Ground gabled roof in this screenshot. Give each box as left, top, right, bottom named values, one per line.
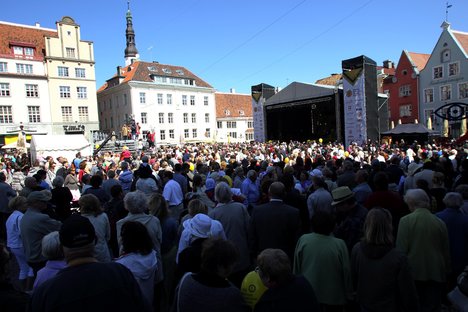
left=0, top=21, right=57, bottom=58
left=215, top=92, right=252, bottom=118
left=315, top=74, right=341, bottom=86
left=452, top=30, right=468, bottom=56
left=266, top=82, right=337, bottom=106
left=406, top=51, right=430, bottom=71
left=98, top=60, right=213, bottom=92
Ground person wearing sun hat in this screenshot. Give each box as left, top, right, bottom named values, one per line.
left=331, top=186, right=368, bottom=253
left=30, top=214, right=150, bottom=312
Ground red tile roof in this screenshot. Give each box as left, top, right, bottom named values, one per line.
left=315, top=74, right=341, bottom=86
left=407, top=52, right=430, bottom=71
left=215, top=93, right=252, bottom=118
left=98, top=60, right=213, bottom=92
left=0, top=22, right=56, bottom=59
left=453, top=31, right=468, bottom=56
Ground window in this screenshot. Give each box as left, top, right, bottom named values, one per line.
left=0, top=62, right=7, bottom=72
left=441, top=85, right=452, bottom=101
left=424, top=89, right=434, bottom=103
left=248, top=121, right=254, bottom=128
left=229, top=132, right=237, bottom=139
left=204, top=96, right=209, bottom=106
left=16, top=63, right=33, bottom=74
left=78, top=106, right=89, bottom=122
left=184, top=129, right=189, bottom=138
left=217, top=121, right=222, bottom=129
left=227, top=121, right=237, bottom=128
left=61, top=106, right=73, bottom=122
left=191, top=113, right=196, bottom=123
left=59, top=86, right=71, bottom=98
left=246, top=133, right=254, bottom=141
left=159, top=113, right=164, bottom=124
left=139, top=92, right=146, bottom=104
left=169, top=129, right=174, bottom=139
left=449, top=62, right=459, bottom=76
left=190, top=95, right=195, bottom=105
left=0, top=106, right=13, bottom=123
left=399, top=85, right=411, bottom=97
left=0, top=83, right=10, bottom=96
left=167, top=94, right=172, bottom=105
left=75, top=68, right=86, bottom=78
left=58, top=66, right=69, bottom=77
left=13, top=46, right=34, bottom=57
left=66, top=48, right=75, bottom=58
left=160, top=130, right=166, bottom=141
left=168, top=113, right=173, bottom=123
left=182, top=95, right=187, bottom=105
left=25, top=84, right=39, bottom=97
left=192, top=129, right=197, bottom=138
left=399, top=104, right=412, bottom=117
left=183, top=113, right=188, bottom=123
left=205, top=113, right=209, bottom=123
left=77, top=87, right=87, bottom=99
left=141, top=112, right=147, bottom=124
left=433, top=66, right=443, bottom=79
left=28, top=106, right=40, bottom=123
left=460, top=82, right=468, bottom=99
left=205, top=128, right=211, bottom=138
left=157, top=93, right=163, bottom=105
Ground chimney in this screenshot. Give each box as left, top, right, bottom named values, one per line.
left=117, top=66, right=122, bottom=76
left=35, top=22, right=40, bottom=28
left=230, top=88, right=236, bottom=94
left=383, top=60, right=394, bottom=69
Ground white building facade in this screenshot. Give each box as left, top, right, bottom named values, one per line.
left=215, top=92, right=254, bottom=143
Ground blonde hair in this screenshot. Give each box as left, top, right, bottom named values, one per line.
left=363, top=208, right=393, bottom=245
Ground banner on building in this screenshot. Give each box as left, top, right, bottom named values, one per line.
left=252, top=94, right=266, bottom=142
left=343, top=68, right=367, bottom=147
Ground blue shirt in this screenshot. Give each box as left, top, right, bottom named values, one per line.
left=241, top=178, right=260, bottom=205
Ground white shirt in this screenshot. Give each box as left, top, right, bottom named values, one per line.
left=163, top=179, right=183, bottom=206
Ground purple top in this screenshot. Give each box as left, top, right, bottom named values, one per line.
left=33, top=260, right=67, bottom=290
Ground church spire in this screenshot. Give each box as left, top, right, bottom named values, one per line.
left=124, top=0, right=139, bottom=65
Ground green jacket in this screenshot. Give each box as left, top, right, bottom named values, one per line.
left=293, top=233, right=353, bottom=305
left=396, top=208, right=450, bottom=282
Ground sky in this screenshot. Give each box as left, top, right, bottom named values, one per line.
left=2, top=0, right=468, bottom=94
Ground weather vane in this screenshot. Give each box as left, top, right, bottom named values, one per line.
left=445, top=1, right=452, bottom=22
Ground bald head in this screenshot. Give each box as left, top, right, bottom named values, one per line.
left=269, top=182, right=285, bottom=199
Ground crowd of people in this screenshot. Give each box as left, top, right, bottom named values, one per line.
left=0, top=139, right=468, bottom=311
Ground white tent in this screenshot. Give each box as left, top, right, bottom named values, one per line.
left=1, top=141, right=30, bottom=149
left=30, top=134, right=92, bottom=163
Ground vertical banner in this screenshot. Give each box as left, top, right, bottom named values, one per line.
left=343, top=68, right=367, bottom=147
left=252, top=91, right=266, bottom=142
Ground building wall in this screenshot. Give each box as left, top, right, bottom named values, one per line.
left=45, top=19, right=99, bottom=138
left=419, top=26, right=468, bottom=136
left=98, top=81, right=217, bottom=144
left=385, top=51, right=420, bottom=124
left=215, top=117, right=254, bottom=142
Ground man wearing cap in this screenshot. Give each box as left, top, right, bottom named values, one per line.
left=331, top=186, right=368, bottom=253
left=20, top=190, right=61, bottom=275
left=30, top=214, right=149, bottom=312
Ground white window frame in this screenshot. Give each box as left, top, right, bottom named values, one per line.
left=191, top=113, right=196, bottom=123
left=449, top=62, right=460, bottom=77
left=205, top=128, right=211, bottom=138
left=59, top=86, right=71, bottom=98
left=0, top=62, right=7, bottom=72
left=204, top=96, right=209, bottom=106
left=205, top=113, right=209, bottom=123
left=25, top=84, right=39, bottom=97
left=433, top=65, right=443, bottom=79
left=190, top=95, right=195, bottom=105
left=159, top=113, right=164, bottom=124
left=139, top=92, right=146, bottom=104
left=78, top=106, right=89, bottom=122
left=157, top=93, right=163, bottom=105
left=168, top=113, right=173, bottom=124
left=184, top=129, right=189, bottom=138
left=77, top=87, right=87, bottom=99
left=182, top=95, right=187, bottom=105
left=75, top=68, right=86, bottom=78
left=160, top=130, right=166, bottom=141
left=424, top=88, right=434, bottom=103
left=16, top=63, right=33, bottom=74
left=61, top=106, right=73, bottom=122
left=459, top=82, right=468, bottom=99
left=217, top=121, right=222, bottom=129
left=167, top=94, right=172, bottom=105
left=192, top=129, right=197, bottom=138
left=399, top=104, right=412, bottom=117
left=0, top=83, right=10, bottom=96
left=399, top=85, right=411, bottom=97
left=58, top=66, right=69, bottom=77
left=28, top=106, right=41, bottom=123
left=183, top=113, right=188, bottom=123
left=169, top=129, right=174, bottom=139
left=440, top=85, right=452, bottom=101
left=0, top=106, right=13, bottom=123
left=66, top=47, right=75, bottom=58
left=141, top=112, right=147, bottom=124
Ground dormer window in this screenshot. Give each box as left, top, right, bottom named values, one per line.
left=176, top=69, right=184, bottom=76
left=225, top=109, right=231, bottom=116
left=12, top=46, right=34, bottom=58
left=239, top=110, right=245, bottom=116
left=162, top=68, right=172, bottom=74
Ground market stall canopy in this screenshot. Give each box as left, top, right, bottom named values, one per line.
left=29, top=134, right=92, bottom=163
left=381, top=123, right=436, bottom=135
